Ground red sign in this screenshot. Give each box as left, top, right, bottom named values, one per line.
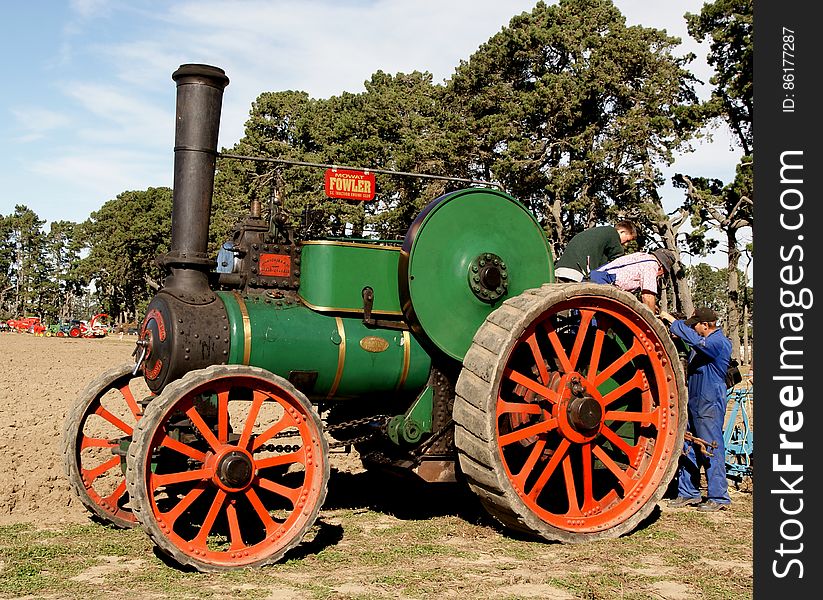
left=259, top=253, right=291, bottom=277
left=324, top=168, right=376, bottom=201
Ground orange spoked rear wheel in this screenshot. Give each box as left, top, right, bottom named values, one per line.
left=454, top=283, right=686, bottom=542
left=63, top=363, right=149, bottom=528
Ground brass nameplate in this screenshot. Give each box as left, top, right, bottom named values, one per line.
left=360, top=336, right=389, bottom=353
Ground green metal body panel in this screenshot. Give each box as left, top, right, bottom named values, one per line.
left=403, top=188, right=555, bottom=360
left=298, top=241, right=403, bottom=315
left=217, top=291, right=430, bottom=401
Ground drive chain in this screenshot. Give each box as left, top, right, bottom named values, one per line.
left=251, top=414, right=391, bottom=450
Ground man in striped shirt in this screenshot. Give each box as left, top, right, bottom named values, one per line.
left=590, top=248, right=677, bottom=313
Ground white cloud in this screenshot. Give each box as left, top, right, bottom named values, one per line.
left=69, top=0, right=113, bottom=19
left=60, top=81, right=171, bottom=145
left=11, top=107, right=71, bottom=142
left=28, top=148, right=172, bottom=207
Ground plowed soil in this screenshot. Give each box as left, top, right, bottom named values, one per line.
left=0, top=333, right=141, bottom=524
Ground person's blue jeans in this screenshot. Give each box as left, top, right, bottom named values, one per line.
left=677, top=399, right=731, bottom=504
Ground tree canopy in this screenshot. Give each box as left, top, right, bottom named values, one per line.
left=79, top=187, right=172, bottom=322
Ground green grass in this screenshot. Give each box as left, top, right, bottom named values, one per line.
left=0, top=496, right=753, bottom=600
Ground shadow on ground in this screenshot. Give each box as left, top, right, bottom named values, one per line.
left=323, top=466, right=491, bottom=526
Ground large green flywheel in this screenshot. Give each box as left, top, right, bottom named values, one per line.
left=399, top=188, right=554, bottom=361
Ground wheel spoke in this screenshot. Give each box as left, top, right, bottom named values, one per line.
left=217, top=390, right=229, bottom=444
left=499, top=417, right=558, bottom=447
left=592, top=339, right=644, bottom=387
left=94, top=405, right=133, bottom=436
left=193, top=490, right=227, bottom=546
left=511, top=438, right=547, bottom=489
left=542, top=322, right=573, bottom=373
left=159, top=434, right=207, bottom=462
left=592, top=444, right=632, bottom=489
left=186, top=405, right=221, bottom=452
left=245, top=488, right=279, bottom=532
left=504, top=368, right=560, bottom=404
left=600, top=425, right=642, bottom=464
left=525, top=332, right=550, bottom=385
left=226, top=502, right=245, bottom=551
left=239, top=391, right=267, bottom=448
left=257, top=477, right=300, bottom=506
left=587, top=326, right=606, bottom=379
left=118, top=383, right=142, bottom=420
left=602, top=370, right=646, bottom=406
left=255, top=448, right=305, bottom=470
left=604, top=408, right=661, bottom=428
left=161, top=484, right=207, bottom=527
left=80, top=436, right=117, bottom=450
left=580, top=443, right=597, bottom=513
left=105, top=479, right=128, bottom=505
left=528, top=438, right=570, bottom=498
left=568, top=310, right=595, bottom=372
left=82, top=456, right=121, bottom=483
left=252, top=412, right=297, bottom=451
left=496, top=398, right=544, bottom=417
left=561, top=455, right=581, bottom=516
left=151, top=467, right=211, bottom=489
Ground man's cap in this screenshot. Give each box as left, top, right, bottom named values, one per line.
left=651, top=248, right=676, bottom=275
left=685, top=307, right=718, bottom=326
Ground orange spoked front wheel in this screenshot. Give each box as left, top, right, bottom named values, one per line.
left=454, top=283, right=686, bottom=542
left=126, top=365, right=329, bottom=572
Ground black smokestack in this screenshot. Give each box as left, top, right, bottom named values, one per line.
left=161, top=63, right=229, bottom=299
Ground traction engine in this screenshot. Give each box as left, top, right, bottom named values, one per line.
left=63, top=64, right=687, bottom=572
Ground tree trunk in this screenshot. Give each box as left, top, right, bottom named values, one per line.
left=741, top=263, right=751, bottom=366
left=742, top=302, right=750, bottom=366
left=726, top=229, right=741, bottom=361
left=648, top=185, right=692, bottom=316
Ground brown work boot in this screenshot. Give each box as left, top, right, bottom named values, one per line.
left=667, top=496, right=701, bottom=508
left=697, top=500, right=729, bottom=512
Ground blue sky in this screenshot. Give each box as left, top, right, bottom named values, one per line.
left=0, top=0, right=745, bottom=267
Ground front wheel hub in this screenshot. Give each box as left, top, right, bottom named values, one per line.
left=214, top=449, right=255, bottom=491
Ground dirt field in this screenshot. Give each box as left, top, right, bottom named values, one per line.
left=0, top=332, right=753, bottom=599
left=0, top=334, right=138, bottom=525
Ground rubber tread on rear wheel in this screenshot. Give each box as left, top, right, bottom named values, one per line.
left=453, top=283, right=687, bottom=542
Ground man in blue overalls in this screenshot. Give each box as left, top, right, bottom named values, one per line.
left=662, top=307, right=733, bottom=511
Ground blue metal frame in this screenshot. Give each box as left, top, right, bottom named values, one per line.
left=723, top=383, right=754, bottom=482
